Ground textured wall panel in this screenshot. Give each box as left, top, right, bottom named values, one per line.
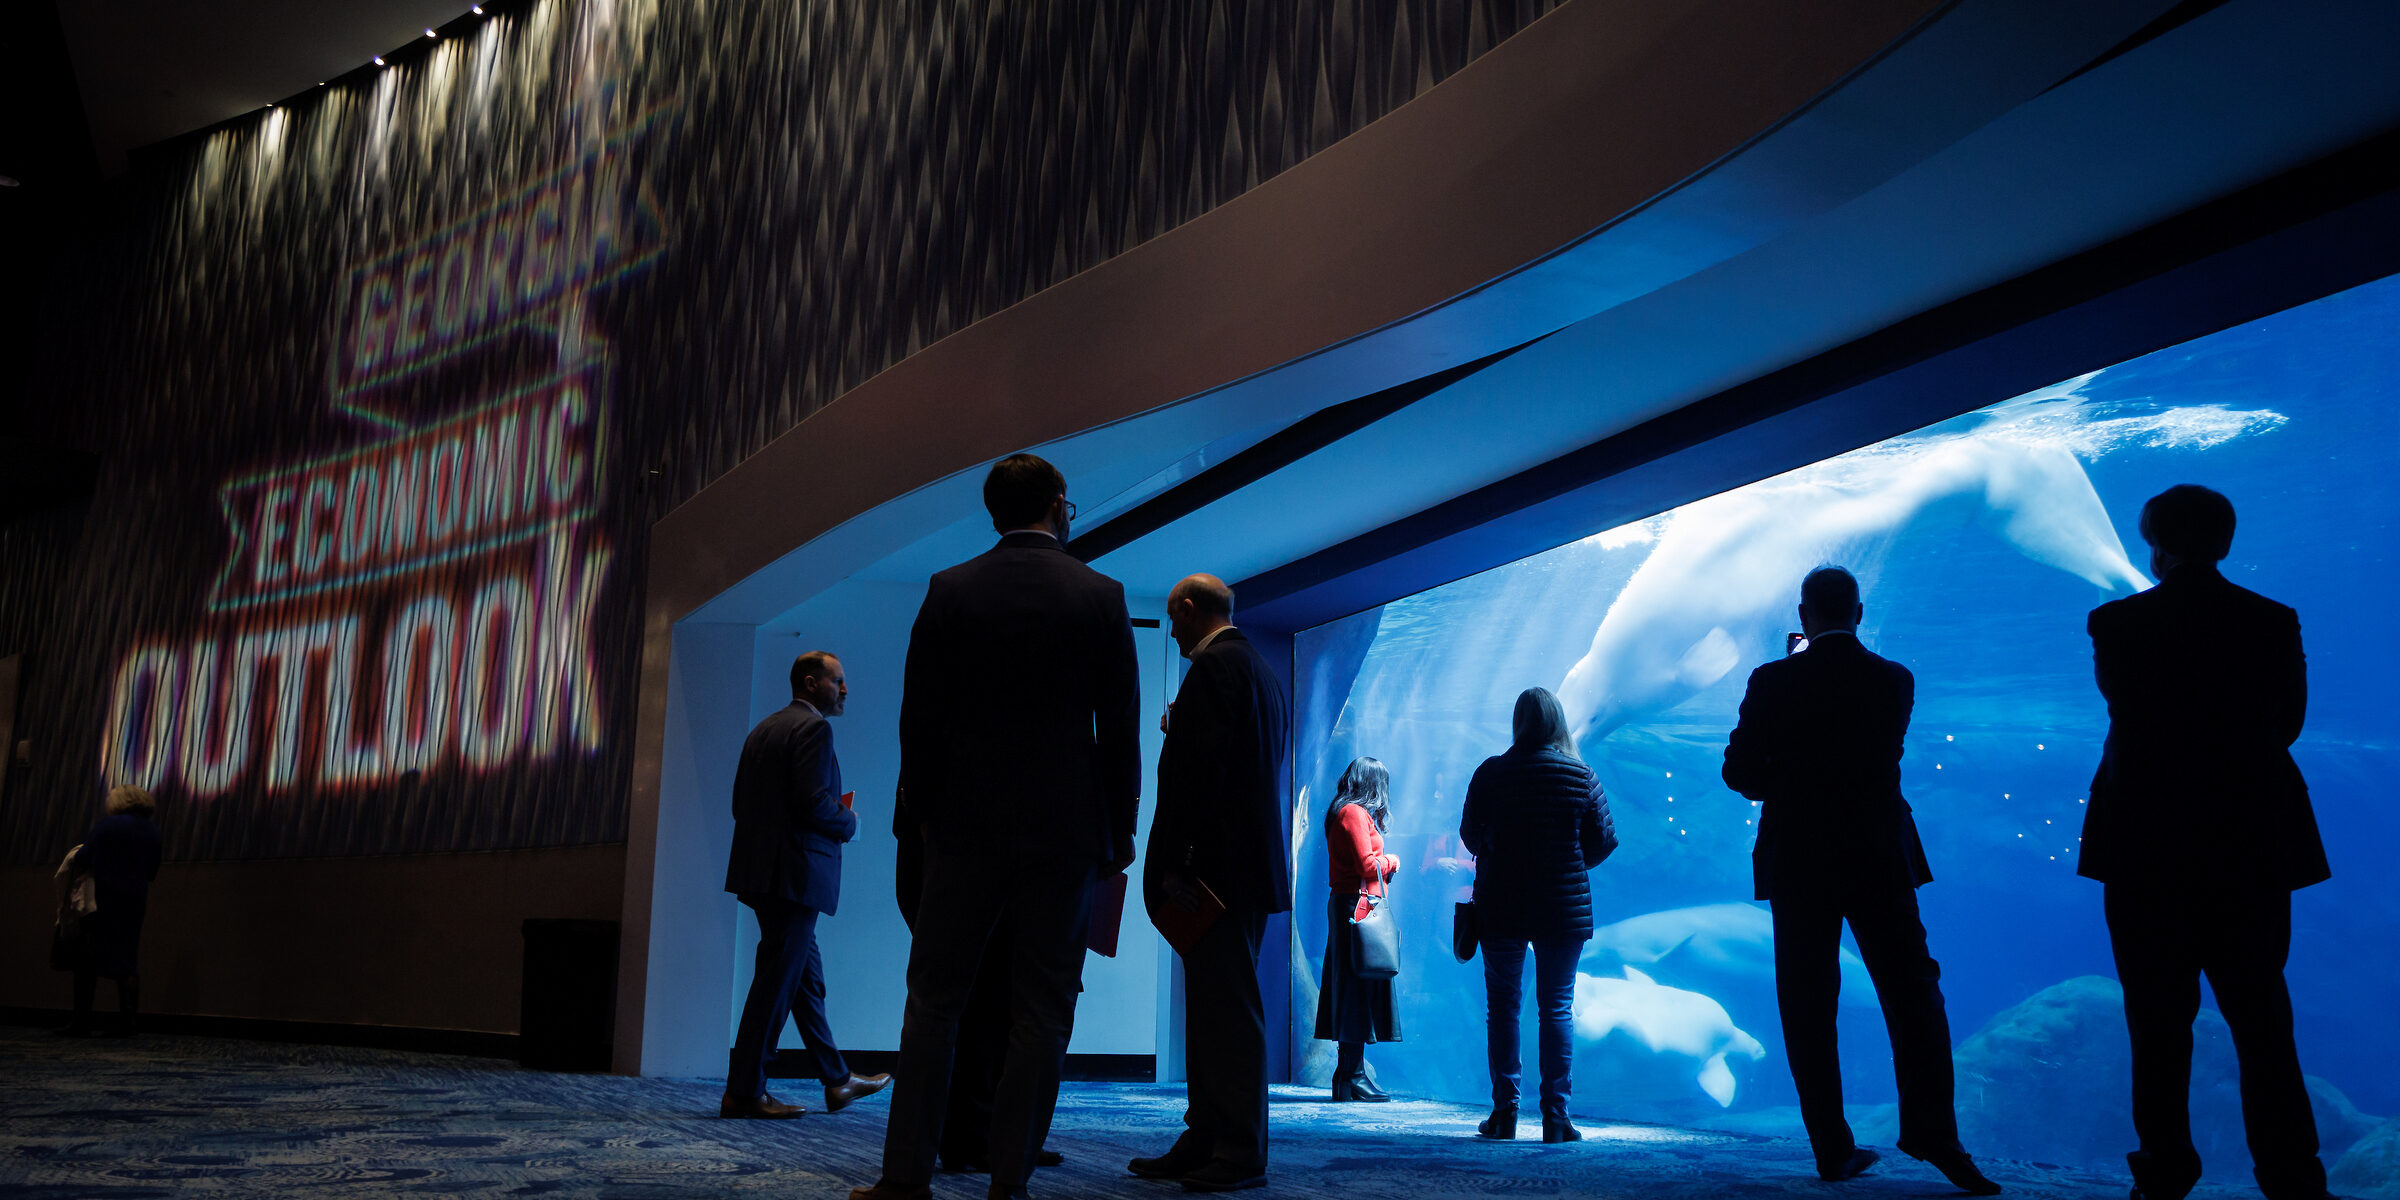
left=0, top=0, right=1563, bottom=864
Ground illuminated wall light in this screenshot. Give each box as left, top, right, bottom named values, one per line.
left=374, top=55, right=387, bottom=66
left=472, top=4, right=484, bottom=12
left=425, top=27, right=438, bottom=37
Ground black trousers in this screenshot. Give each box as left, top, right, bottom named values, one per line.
left=880, top=849, right=1095, bottom=1191
left=1771, top=886, right=1962, bottom=1167
left=2105, top=884, right=2324, bottom=1200
left=939, top=917, right=1015, bottom=1164
left=1177, top=907, right=1270, bottom=1171
left=728, top=896, right=850, bottom=1100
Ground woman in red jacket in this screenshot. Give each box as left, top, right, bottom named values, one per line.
left=1314, top=757, right=1402, bottom=1100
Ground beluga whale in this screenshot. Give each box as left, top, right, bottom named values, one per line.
left=1573, top=967, right=1768, bottom=1107
left=1558, top=397, right=2149, bottom=744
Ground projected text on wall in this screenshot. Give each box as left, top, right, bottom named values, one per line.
left=95, top=130, right=657, bottom=805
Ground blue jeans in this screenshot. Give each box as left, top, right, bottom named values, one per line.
left=1484, top=935, right=1581, bottom=1121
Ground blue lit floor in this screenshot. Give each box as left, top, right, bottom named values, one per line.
left=0, top=1025, right=2285, bottom=1198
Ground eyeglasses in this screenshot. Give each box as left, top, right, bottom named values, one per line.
left=1061, top=497, right=1078, bottom=521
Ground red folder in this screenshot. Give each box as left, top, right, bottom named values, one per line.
left=838, top=791, right=855, bottom=811
left=1146, top=875, right=1225, bottom=958
left=1087, top=872, right=1130, bottom=957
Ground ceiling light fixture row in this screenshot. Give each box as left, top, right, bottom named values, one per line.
left=237, top=3, right=499, bottom=129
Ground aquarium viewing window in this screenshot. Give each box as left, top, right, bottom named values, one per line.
left=1287, top=271, right=2400, bottom=1184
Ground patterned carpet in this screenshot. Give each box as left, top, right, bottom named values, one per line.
left=0, top=1025, right=2269, bottom=1199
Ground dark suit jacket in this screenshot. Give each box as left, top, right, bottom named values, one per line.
left=724, top=700, right=857, bottom=913
left=1147, top=628, right=1292, bottom=915
left=2079, top=563, right=2328, bottom=892
left=1460, top=746, right=1617, bottom=942
left=900, top=531, right=1143, bottom=863
left=1722, top=631, right=1932, bottom=902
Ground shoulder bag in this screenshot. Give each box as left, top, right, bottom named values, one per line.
left=1350, top=892, right=1400, bottom=979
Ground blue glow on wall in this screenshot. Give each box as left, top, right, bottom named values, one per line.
left=1290, top=272, right=2400, bottom=1183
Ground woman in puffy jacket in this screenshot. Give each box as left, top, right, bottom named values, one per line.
left=1460, top=688, right=1618, bottom=1142
left=1315, top=757, right=1401, bottom=1101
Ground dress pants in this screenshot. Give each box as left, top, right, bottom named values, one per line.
left=729, top=895, right=850, bottom=1100
left=881, top=848, right=1096, bottom=1192
left=1178, top=907, right=1271, bottom=1171
left=2105, top=884, right=2324, bottom=1200
left=1771, top=886, right=1962, bottom=1169
left=1483, top=935, right=1581, bottom=1122
left=940, top=916, right=1015, bottom=1164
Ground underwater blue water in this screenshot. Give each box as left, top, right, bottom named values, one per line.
left=1290, top=274, right=2400, bottom=1182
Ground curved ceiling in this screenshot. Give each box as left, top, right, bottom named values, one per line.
left=688, top=0, right=2159, bottom=630
left=663, top=0, right=2400, bottom=627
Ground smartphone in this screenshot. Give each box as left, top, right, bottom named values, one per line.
left=1785, top=632, right=1808, bottom=657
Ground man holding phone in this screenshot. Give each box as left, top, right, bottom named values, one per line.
left=1723, top=568, right=1997, bottom=1194
left=721, top=651, right=888, bottom=1120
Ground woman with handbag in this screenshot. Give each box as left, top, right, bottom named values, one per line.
left=63, top=785, right=164, bottom=1038
left=1459, top=688, right=1618, bottom=1142
left=1314, top=757, right=1401, bottom=1101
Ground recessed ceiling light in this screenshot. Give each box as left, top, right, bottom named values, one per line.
left=472, top=4, right=484, bottom=12
left=373, top=55, right=386, bottom=66
left=425, top=27, right=437, bottom=37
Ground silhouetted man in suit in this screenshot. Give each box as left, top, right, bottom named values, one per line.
left=1130, top=574, right=1291, bottom=1192
left=721, top=652, right=890, bottom=1119
left=2082, top=485, right=2333, bottom=1200
left=1723, top=567, right=1998, bottom=1195
left=855, top=454, right=1142, bottom=1200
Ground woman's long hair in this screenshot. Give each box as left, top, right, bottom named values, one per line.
left=1325, top=756, right=1391, bottom=833
left=105, top=784, right=156, bottom=818
left=1511, top=687, right=1581, bottom=761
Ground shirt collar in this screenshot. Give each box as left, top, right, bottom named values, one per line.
left=1000, top=527, right=1059, bottom=542
left=1190, top=624, right=1237, bottom=657
left=792, top=697, right=821, bottom=717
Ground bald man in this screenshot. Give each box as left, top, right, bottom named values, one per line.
left=1131, top=575, right=1291, bottom=1192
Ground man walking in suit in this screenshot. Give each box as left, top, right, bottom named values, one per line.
left=2082, top=485, right=2333, bottom=1200
left=1723, top=567, right=1998, bottom=1195
left=1130, top=574, right=1290, bottom=1192
left=855, top=454, right=1143, bottom=1200
left=721, top=651, right=890, bottom=1119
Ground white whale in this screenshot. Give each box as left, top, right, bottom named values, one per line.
left=1558, top=426, right=2148, bottom=742
left=1574, top=966, right=1769, bottom=1107
left=1584, top=902, right=1878, bottom=1009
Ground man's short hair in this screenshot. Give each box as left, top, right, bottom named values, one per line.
left=2139, top=484, right=2235, bottom=563
left=984, top=453, right=1066, bottom=531
left=791, top=650, right=839, bottom=696
left=1800, top=565, right=1860, bottom=616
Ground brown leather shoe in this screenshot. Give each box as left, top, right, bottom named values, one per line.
left=824, top=1072, right=892, bottom=1113
left=718, top=1091, right=805, bottom=1119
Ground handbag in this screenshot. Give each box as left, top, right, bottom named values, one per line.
left=50, top=915, right=83, bottom=971
left=1453, top=899, right=1480, bottom=963
left=50, top=844, right=93, bottom=971
left=1349, top=892, right=1400, bottom=979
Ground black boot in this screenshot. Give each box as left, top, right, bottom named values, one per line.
left=60, top=967, right=98, bottom=1037
left=106, top=976, right=139, bottom=1039
left=1330, top=1042, right=1389, bottom=1102
left=1478, top=1106, right=1516, bottom=1139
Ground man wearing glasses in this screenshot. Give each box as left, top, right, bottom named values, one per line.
left=857, top=453, right=1142, bottom=1200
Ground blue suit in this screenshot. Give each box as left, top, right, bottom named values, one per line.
left=725, top=699, right=858, bottom=1099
